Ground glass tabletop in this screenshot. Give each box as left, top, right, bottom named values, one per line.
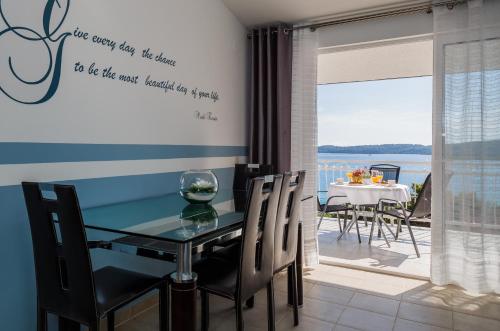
left=82, top=189, right=244, bottom=243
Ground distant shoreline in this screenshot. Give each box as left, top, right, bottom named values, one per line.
left=318, top=144, right=432, bottom=155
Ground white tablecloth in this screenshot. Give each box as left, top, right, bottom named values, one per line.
left=327, top=183, right=412, bottom=206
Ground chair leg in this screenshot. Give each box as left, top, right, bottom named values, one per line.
left=336, top=212, right=343, bottom=232
left=344, top=210, right=348, bottom=230
left=377, top=216, right=391, bottom=247
left=159, top=283, right=169, bottom=331
left=368, top=215, right=377, bottom=245
left=246, top=296, right=255, bottom=308
left=107, top=311, right=115, bottom=331
left=396, top=219, right=401, bottom=240
left=37, top=306, right=47, bottom=331
left=59, top=317, right=80, bottom=331
left=354, top=217, right=361, bottom=243
left=378, top=206, right=386, bottom=238
left=317, top=210, right=326, bottom=230
left=291, top=262, right=299, bottom=326
left=267, top=280, right=276, bottom=331
left=405, top=218, right=420, bottom=257
left=363, top=207, right=368, bottom=226
left=347, top=207, right=358, bottom=234
left=235, top=299, right=244, bottom=331
left=201, top=290, right=209, bottom=331
left=381, top=217, right=396, bottom=239
left=89, top=320, right=100, bottom=331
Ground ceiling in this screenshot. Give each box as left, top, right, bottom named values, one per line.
left=222, top=0, right=429, bottom=26
left=318, top=39, right=433, bottom=84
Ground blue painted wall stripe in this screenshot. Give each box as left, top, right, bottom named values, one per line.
left=0, top=142, right=248, bottom=164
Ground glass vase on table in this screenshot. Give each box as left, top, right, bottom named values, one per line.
left=179, top=170, right=219, bottom=204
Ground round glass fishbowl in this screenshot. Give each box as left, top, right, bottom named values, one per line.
left=179, top=169, right=219, bottom=204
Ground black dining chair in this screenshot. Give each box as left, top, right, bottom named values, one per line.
left=373, top=173, right=432, bottom=257
left=233, top=163, right=274, bottom=212
left=22, top=182, right=173, bottom=331
left=194, top=175, right=283, bottom=331
left=273, top=171, right=306, bottom=326
left=213, top=163, right=274, bottom=251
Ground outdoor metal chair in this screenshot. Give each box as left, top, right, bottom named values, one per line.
left=316, top=191, right=351, bottom=231
left=372, top=173, right=431, bottom=257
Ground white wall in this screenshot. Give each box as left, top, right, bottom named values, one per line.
left=0, top=0, right=247, bottom=146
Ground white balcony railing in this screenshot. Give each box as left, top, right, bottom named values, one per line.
left=318, top=159, right=500, bottom=227
left=317, top=159, right=431, bottom=192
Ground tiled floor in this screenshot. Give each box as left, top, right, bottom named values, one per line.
left=116, top=264, right=500, bottom=331
left=318, top=216, right=431, bottom=279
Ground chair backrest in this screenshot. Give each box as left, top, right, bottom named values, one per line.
left=369, top=164, right=401, bottom=183
left=233, top=164, right=273, bottom=211
left=22, top=182, right=98, bottom=324
left=411, top=173, right=432, bottom=219
left=233, top=164, right=274, bottom=191
left=237, top=175, right=282, bottom=301
left=274, top=171, right=306, bottom=273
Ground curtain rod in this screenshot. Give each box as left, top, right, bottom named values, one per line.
left=247, top=0, right=465, bottom=38
left=290, top=0, right=465, bottom=32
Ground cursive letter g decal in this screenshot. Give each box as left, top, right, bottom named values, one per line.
left=0, top=0, right=71, bottom=104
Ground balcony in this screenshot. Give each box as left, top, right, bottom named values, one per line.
left=317, top=158, right=432, bottom=279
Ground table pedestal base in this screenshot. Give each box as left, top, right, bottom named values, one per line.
left=170, top=274, right=197, bottom=331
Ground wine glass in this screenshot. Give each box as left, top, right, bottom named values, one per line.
left=377, top=171, right=384, bottom=184
left=346, top=171, right=353, bottom=183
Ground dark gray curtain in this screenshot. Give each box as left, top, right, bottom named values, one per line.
left=249, top=25, right=293, bottom=173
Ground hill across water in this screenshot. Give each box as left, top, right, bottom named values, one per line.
left=318, top=144, right=432, bottom=155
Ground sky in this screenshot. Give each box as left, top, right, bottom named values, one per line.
left=317, top=76, right=432, bottom=146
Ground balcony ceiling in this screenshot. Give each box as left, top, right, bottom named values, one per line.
left=318, top=39, right=433, bottom=84
left=222, top=0, right=429, bottom=26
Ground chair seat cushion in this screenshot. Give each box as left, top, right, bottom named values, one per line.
left=211, top=241, right=241, bottom=262
left=94, top=266, right=163, bottom=315
left=193, top=255, right=238, bottom=300
left=319, top=203, right=351, bottom=213
left=379, top=208, right=409, bottom=219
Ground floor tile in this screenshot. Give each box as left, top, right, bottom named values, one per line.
left=277, top=314, right=335, bottom=331
left=212, top=310, right=265, bottom=331
left=348, top=292, right=400, bottom=316
left=301, top=297, right=345, bottom=323
left=308, top=283, right=355, bottom=305
left=275, top=272, right=315, bottom=294
left=337, top=307, right=395, bottom=331
left=398, top=302, right=452, bottom=329
left=401, top=283, right=457, bottom=310
left=243, top=303, right=288, bottom=329
left=451, top=294, right=500, bottom=321
left=334, top=325, right=361, bottom=331
left=394, top=318, right=451, bottom=331
left=452, top=312, right=500, bottom=331
left=116, top=306, right=157, bottom=331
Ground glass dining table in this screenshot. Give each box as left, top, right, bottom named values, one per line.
left=81, top=189, right=311, bottom=331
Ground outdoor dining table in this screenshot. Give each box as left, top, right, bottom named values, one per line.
left=81, top=188, right=312, bottom=331
left=327, top=182, right=412, bottom=245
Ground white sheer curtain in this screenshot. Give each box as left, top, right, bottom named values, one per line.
left=432, top=0, right=500, bottom=293
left=291, top=26, right=319, bottom=266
